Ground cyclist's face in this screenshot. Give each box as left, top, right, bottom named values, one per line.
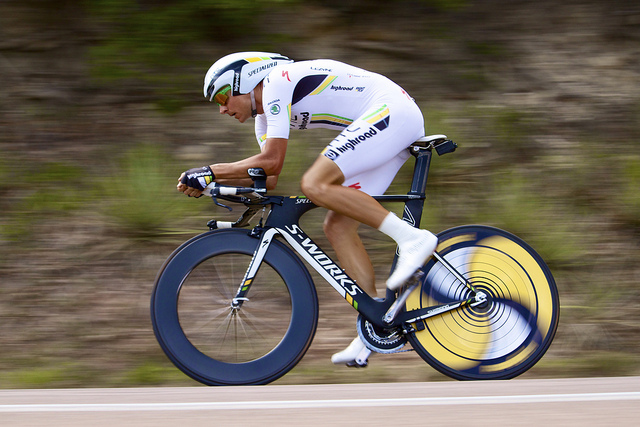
left=219, top=92, right=252, bottom=123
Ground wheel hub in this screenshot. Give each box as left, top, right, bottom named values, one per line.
left=470, top=287, right=493, bottom=313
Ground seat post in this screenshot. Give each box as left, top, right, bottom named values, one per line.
left=408, top=147, right=433, bottom=197
left=393, top=146, right=432, bottom=233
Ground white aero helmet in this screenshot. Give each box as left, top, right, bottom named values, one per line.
left=203, top=52, right=293, bottom=101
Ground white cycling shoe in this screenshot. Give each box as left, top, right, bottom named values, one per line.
left=386, top=230, right=438, bottom=291
left=331, top=337, right=372, bottom=367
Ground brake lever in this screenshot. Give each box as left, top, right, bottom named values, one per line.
left=211, top=196, right=233, bottom=212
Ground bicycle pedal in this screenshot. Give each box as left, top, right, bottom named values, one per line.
left=345, top=347, right=371, bottom=368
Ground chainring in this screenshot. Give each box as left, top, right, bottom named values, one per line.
left=356, top=314, right=407, bottom=354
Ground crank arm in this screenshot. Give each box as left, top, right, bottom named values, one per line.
left=383, top=271, right=424, bottom=325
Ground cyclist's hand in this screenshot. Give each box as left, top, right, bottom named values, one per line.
left=177, top=166, right=215, bottom=197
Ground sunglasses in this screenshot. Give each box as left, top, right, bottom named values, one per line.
left=213, top=85, right=232, bottom=106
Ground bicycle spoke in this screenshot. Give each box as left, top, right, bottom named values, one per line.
left=237, top=308, right=280, bottom=342
left=235, top=312, right=260, bottom=358
left=185, top=306, right=233, bottom=332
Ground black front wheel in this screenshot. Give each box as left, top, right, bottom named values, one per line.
left=406, top=225, right=559, bottom=380
left=151, top=229, right=318, bottom=385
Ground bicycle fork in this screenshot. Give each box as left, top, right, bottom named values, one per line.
left=229, top=228, right=279, bottom=310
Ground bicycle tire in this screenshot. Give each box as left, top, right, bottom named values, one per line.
left=406, top=225, right=559, bottom=380
left=151, top=229, right=318, bottom=386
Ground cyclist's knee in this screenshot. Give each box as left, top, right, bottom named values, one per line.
left=300, top=171, right=326, bottom=205
left=300, top=171, right=313, bottom=198
left=301, top=156, right=344, bottom=205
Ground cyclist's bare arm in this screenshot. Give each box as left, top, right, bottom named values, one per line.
left=212, top=138, right=288, bottom=180
left=177, top=138, right=287, bottom=195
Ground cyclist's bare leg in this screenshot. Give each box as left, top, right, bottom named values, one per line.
left=301, top=156, right=388, bottom=228
left=302, top=155, right=438, bottom=291
left=323, top=212, right=377, bottom=297
left=303, top=156, right=437, bottom=366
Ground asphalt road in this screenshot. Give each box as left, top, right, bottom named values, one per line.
left=1, top=377, right=639, bottom=426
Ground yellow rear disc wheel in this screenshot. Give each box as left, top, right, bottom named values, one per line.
left=406, top=225, right=559, bottom=380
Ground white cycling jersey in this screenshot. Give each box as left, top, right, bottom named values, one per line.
left=255, top=59, right=424, bottom=195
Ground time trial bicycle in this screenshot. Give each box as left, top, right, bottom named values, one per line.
left=151, top=135, right=560, bottom=386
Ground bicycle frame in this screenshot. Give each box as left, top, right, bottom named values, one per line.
left=210, top=137, right=483, bottom=330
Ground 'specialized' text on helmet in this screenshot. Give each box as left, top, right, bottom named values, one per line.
left=203, top=52, right=293, bottom=101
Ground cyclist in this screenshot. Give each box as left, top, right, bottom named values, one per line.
left=177, top=52, right=438, bottom=367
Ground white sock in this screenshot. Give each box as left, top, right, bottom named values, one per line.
left=378, top=212, right=422, bottom=246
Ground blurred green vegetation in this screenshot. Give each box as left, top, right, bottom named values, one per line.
left=86, top=0, right=300, bottom=111
left=1, top=160, right=86, bottom=240
left=619, top=156, right=640, bottom=228
left=100, top=143, right=205, bottom=238
left=0, top=0, right=639, bottom=388
left=0, top=145, right=200, bottom=241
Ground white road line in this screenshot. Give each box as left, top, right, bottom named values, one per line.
left=2, top=392, right=640, bottom=412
